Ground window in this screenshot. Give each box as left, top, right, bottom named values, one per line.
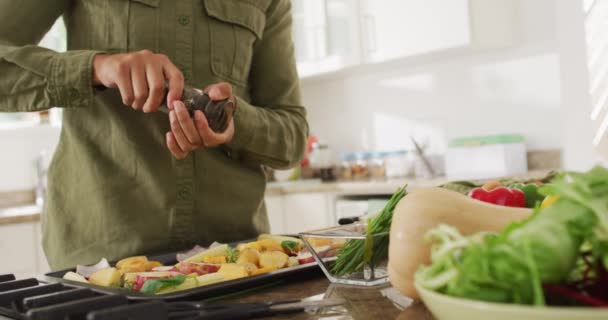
left=0, top=18, right=66, bottom=126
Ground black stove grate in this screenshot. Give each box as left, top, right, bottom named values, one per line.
left=0, top=274, right=168, bottom=320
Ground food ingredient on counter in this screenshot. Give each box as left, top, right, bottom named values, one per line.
left=388, top=187, right=531, bottom=298
left=76, top=258, right=110, bottom=278
left=540, top=195, right=560, bottom=209
left=439, top=171, right=558, bottom=196
left=140, top=275, right=187, bottom=295
left=332, top=186, right=407, bottom=276
left=415, top=166, right=608, bottom=306
left=63, top=271, right=88, bottom=283
left=509, top=183, right=545, bottom=208
left=65, top=233, right=339, bottom=295
left=88, top=267, right=122, bottom=287
left=469, top=185, right=526, bottom=208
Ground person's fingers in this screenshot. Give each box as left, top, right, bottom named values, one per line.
left=195, top=110, right=229, bottom=147
left=113, top=60, right=134, bottom=106
left=142, top=62, right=165, bottom=113
left=162, top=57, right=184, bottom=110
left=217, top=115, right=235, bottom=144
left=170, top=109, right=194, bottom=152
left=166, top=132, right=187, bottom=160
left=204, top=82, right=233, bottom=100
left=174, top=101, right=202, bottom=146
left=130, top=62, right=148, bottom=110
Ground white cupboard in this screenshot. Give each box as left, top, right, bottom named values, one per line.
left=265, top=193, right=335, bottom=234
left=292, top=0, right=516, bottom=78
left=0, top=221, right=49, bottom=279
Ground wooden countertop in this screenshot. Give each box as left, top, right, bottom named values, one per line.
left=221, top=272, right=435, bottom=320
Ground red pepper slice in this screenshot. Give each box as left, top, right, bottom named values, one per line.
left=469, top=187, right=526, bottom=208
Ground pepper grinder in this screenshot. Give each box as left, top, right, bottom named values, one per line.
left=159, top=85, right=235, bottom=133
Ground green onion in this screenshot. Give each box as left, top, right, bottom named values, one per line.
left=332, top=186, right=407, bottom=276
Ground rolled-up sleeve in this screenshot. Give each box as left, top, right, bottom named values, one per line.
left=0, top=0, right=101, bottom=112
left=229, top=0, right=309, bottom=169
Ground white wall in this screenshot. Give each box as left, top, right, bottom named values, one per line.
left=300, top=0, right=562, bottom=159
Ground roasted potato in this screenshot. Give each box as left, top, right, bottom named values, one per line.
left=218, top=264, right=248, bottom=280
left=89, top=267, right=122, bottom=287
left=259, top=251, right=289, bottom=269
left=236, top=248, right=260, bottom=266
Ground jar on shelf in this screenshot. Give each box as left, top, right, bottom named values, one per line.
left=385, top=150, right=412, bottom=178
left=369, top=152, right=387, bottom=179
left=339, top=153, right=355, bottom=180
left=352, top=152, right=370, bottom=180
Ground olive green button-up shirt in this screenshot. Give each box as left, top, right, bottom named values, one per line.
left=0, top=0, right=308, bottom=270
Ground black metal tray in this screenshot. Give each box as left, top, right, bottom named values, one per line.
left=40, top=240, right=322, bottom=301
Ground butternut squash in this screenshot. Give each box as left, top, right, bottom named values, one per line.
left=388, top=187, right=532, bottom=299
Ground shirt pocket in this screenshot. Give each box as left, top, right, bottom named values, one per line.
left=103, top=0, right=161, bottom=52
left=203, top=0, right=267, bottom=86
left=126, top=0, right=161, bottom=51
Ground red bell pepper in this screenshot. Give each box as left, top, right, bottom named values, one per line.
left=469, top=187, right=526, bottom=208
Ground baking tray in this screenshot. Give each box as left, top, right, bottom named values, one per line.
left=40, top=240, right=322, bottom=301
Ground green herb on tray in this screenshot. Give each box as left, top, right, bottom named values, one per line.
left=332, top=186, right=407, bottom=276
left=226, top=247, right=239, bottom=263
left=140, top=275, right=187, bottom=295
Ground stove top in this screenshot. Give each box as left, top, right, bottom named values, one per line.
left=0, top=274, right=168, bottom=320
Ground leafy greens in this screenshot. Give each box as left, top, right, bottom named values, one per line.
left=416, top=166, right=608, bottom=305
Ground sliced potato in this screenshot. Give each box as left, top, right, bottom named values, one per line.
left=145, top=261, right=163, bottom=271
left=237, top=242, right=263, bottom=252
left=306, top=238, right=332, bottom=248
left=202, top=255, right=227, bottom=264
left=156, top=277, right=198, bottom=295
left=218, top=264, right=248, bottom=281
left=182, top=244, right=229, bottom=264
left=259, top=251, right=289, bottom=269
left=238, top=262, right=259, bottom=275
left=257, top=239, right=283, bottom=252
left=63, top=271, right=88, bottom=283
left=250, top=266, right=279, bottom=276
left=89, top=267, right=122, bottom=287
left=196, top=272, right=225, bottom=286
left=287, top=257, right=299, bottom=267
left=123, top=271, right=175, bottom=284
left=119, top=260, right=147, bottom=273
left=236, top=248, right=260, bottom=266
left=116, top=256, right=148, bottom=269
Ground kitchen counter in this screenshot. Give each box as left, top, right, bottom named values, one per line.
left=222, top=273, right=435, bottom=320
left=265, top=177, right=447, bottom=196
left=0, top=205, right=41, bottom=226
left=265, top=169, right=554, bottom=196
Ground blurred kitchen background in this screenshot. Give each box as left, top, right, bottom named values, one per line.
left=1, top=0, right=608, bottom=277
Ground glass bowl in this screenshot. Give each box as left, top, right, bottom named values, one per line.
left=300, top=223, right=390, bottom=286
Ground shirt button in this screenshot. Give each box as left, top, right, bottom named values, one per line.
left=178, top=15, right=190, bottom=26
left=178, top=188, right=191, bottom=200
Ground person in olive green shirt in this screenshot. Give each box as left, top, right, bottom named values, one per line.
left=0, top=0, right=308, bottom=270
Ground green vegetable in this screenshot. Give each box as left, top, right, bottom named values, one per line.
left=140, top=275, right=187, bottom=295
left=281, top=240, right=299, bottom=255
left=226, top=247, right=239, bottom=263
left=509, top=183, right=544, bottom=208
left=439, top=171, right=558, bottom=196
left=332, top=186, right=407, bottom=276
left=416, top=166, right=608, bottom=305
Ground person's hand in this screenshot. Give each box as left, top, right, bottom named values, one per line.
left=166, top=82, right=236, bottom=159
left=92, top=50, right=184, bottom=113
